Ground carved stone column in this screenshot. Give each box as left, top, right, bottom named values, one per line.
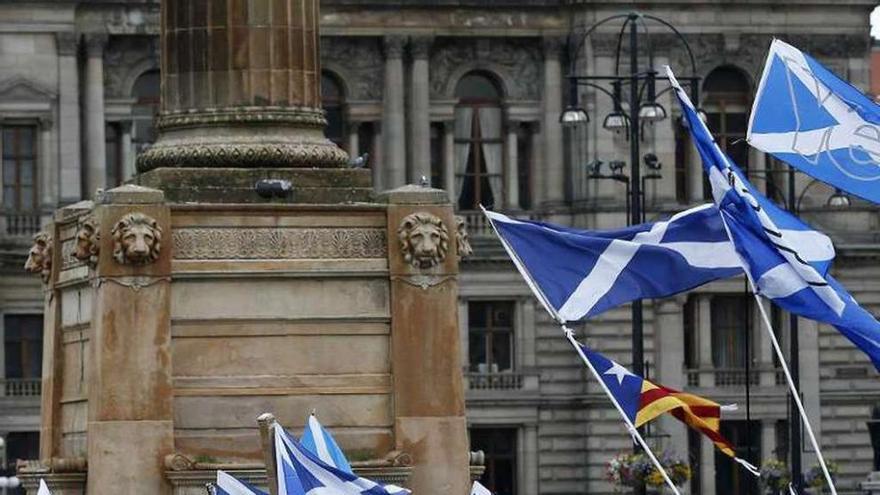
left=55, top=32, right=81, bottom=202
left=84, top=34, right=108, bottom=197
left=442, top=120, right=455, bottom=204
left=382, top=36, right=407, bottom=189
left=408, top=36, right=432, bottom=184
left=119, top=121, right=135, bottom=181
left=541, top=36, right=565, bottom=207
left=39, top=117, right=54, bottom=207
left=347, top=121, right=360, bottom=157
left=505, top=120, right=520, bottom=209
left=87, top=185, right=173, bottom=495
left=137, top=0, right=346, bottom=171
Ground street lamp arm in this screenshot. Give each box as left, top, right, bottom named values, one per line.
left=795, top=177, right=824, bottom=214
left=573, top=81, right=621, bottom=107
left=567, top=13, right=633, bottom=76
left=641, top=14, right=698, bottom=76
left=615, top=14, right=655, bottom=78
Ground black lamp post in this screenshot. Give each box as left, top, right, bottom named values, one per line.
left=562, top=14, right=702, bottom=488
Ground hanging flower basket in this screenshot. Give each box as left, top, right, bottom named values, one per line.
left=760, top=460, right=791, bottom=495
left=804, top=462, right=839, bottom=494
left=605, top=451, right=691, bottom=492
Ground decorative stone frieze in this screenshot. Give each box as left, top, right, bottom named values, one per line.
left=321, top=37, right=383, bottom=100
left=172, top=227, right=387, bottom=260
left=430, top=38, right=541, bottom=100
left=24, top=231, right=53, bottom=283
left=111, top=212, right=162, bottom=265
left=397, top=212, right=449, bottom=269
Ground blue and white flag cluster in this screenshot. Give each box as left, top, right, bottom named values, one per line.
left=213, top=471, right=269, bottom=495
left=748, top=39, right=880, bottom=205
left=668, top=65, right=880, bottom=372
left=274, top=423, right=410, bottom=495
left=300, top=414, right=353, bottom=475
left=484, top=204, right=741, bottom=322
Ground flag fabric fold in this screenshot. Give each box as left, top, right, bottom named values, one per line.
left=484, top=204, right=742, bottom=322
left=37, top=480, right=52, bottom=495
left=300, top=414, right=354, bottom=475
left=274, top=424, right=410, bottom=495
left=669, top=65, right=880, bottom=372
left=748, top=39, right=880, bottom=205
left=578, top=343, right=742, bottom=461
left=213, top=470, right=269, bottom=495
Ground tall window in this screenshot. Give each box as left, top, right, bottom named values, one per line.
left=716, top=421, right=760, bottom=495
left=703, top=67, right=751, bottom=198
left=468, top=301, right=514, bottom=373
left=4, top=314, right=43, bottom=380
left=105, top=123, right=123, bottom=187
left=131, top=70, right=160, bottom=153
left=470, top=428, right=517, bottom=495
left=322, top=72, right=346, bottom=148
left=454, top=72, right=503, bottom=210
left=2, top=126, right=38, bottom=212
left=710, top=295, right=752, bottom=372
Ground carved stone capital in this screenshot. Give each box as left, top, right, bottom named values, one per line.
left=84, top=33, right=108, bottom=57
left=409, top=35, right=434, bottom=60
left=55, top=32, right=79, bottom=56
left=24, top=231, right=52, bottom=283
left=111, top=212, right=162, bottom=266
left=397, top=212, right=449, bottom=269
left=541, top=35, right=566, bottom=57
left=383, top=35, right=407, bottom=59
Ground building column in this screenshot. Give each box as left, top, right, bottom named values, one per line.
left=655, top=297, right=688, bottom=456
left=55, top=32, right=81, bottom=202
left=120, top=121, right=135, bottom=182
left=519, top=425, right=539, bottom=495
left=382, top=35, right=407, bottom=189
left=698, top=295, right=714, bottom=387
left=799, top=317, right=822, bottom=468
left=442, top=120, right=455, bottom=203
left=505, top=120, right=520, bottom=210
left=762, top=420, right=777, bottom=462
left=700, top=434, right=716, bottom=495
left=84, top=34, right=108, bottom=199
left=530, top=123, right=543, bottom=209
left=347, top=122, right=361, bottom=158
left=541, top=36, right=565, bottom=207
left=408, top=36, right=432, bottom=184
left=371, top=121, right=384, bottom=191
left=39, top=117, right=55, bottom=208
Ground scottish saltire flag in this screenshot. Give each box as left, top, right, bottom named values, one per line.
left=577, top=343, right=750, bottom=465
left=212, top=470, right=269, bottom=495
left=483, top=205, right=741, bottom=322
left=471, top=480, right=492, bottom=495
left=274, top=424, right=410, bottom=495
left=668, top=66, right=880, bottom=372
left=301, top=414, right=353, bottom=475
left=275, top=426, right=307, bottom=495
left=748, top=39, right=880, bottom=204
left=37, top=480, right=52, bottom=495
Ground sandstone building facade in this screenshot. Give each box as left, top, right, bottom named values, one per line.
left=0, top=1, right=877, bottom=494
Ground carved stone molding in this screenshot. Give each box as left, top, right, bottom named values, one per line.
left=136, top=140, right=349, bottom=171
left=321, top=37, right=383, bottom=100
left=111, top=212, right=162, bottom=265
left=73, top=215, right=100, bottom=268
left=430, top=38, right=541, bottom=100
left=409, top=36, right=434, bottom=60
left=84, top=33, right=108, bottom=57
left=397, top=212, right=449, bottom=270
left=383, top=35, right=407, bottom=59
left=156, top=107, right=327, bottom=131
left=454, top=215, right=473, bottom=260
left=172, top=228, right=387, bottom=260
left=55, top=32, right=78, bottom=56
left=24, top=231, right=52, bottom=283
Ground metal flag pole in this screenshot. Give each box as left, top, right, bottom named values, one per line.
left=562, top=325, right=682, bottom=495
left=750, top=292, right=838, bottom=495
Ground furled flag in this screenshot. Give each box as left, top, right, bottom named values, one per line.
left=274, top=424, right=410, bottom=495
left=748, top=39, right=880, bottom=204
left=300, top=414, right=353, bottom=475
left=211, top=470, right=269, bottom=495
left=471, top=480, right=493, bottom=495
left=483, top=204, right=741, bottom=322
left=37, top=480, right=52, bottom=495
left=668, top=65, right=880, bottom=372
left=578, top=343, right=756, bottom=471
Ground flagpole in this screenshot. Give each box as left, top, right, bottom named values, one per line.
left=750, top=292, right=838, bottom=495
left=562, top=325, right=682, bottom=495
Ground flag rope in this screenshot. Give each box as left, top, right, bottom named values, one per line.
left=562, top=325, right=682, bottom=495
left=750, top=291, right=838, bottom=495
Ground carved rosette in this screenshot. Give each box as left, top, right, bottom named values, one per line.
left=73, top=215, right=100, bottom=268
left=454, top=215, right=473, bottom=260
left=111, top=213, right=162, bottom=265
left=397, top=212, right=449, bottom=269
left=24, top=231, right=52, bottom=283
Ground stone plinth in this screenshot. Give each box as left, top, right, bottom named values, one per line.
left=30, top=181, right=472, bottom=494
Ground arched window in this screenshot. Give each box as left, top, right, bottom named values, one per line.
left=322, top=72, right=346, bottom=147
left=703, top=66, right=751, bottom=169
left=454, top=72, right=504, bottom=211
left=131, top=69, right=160, bottom=150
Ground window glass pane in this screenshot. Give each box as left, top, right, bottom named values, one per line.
left=711, top=296, right=749, bottom=368
left=491, top=304, right=513, bottom=327
left=20, top=186, right=33, bottom=209
left=321, top=73, right=342, bottom=102
left=2, top=128, right=14, bottom=157
left=324, top=106, right=344, bottom=146
left=469, top=332, right=486, bottom=371
left=3, top=160, right=15, bottom=182
left=455, top=73, right=501, bottom=100
left=3, top=186, right=15, bottom=208
left=725, top=113, right=748, bottom=134
left=4, top=315, right=43, bottom=379
left=470, top=428, right=517, bottom=495
left=469, top=302, right=487, bottom=328
left=20, top=160, right=34, bottom=185
left=490, top=331, right=512, bottom=371
left=19, top=128, right=35, bottom=157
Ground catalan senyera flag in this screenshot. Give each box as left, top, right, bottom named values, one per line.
left=579, top=343, right=739, bottom=459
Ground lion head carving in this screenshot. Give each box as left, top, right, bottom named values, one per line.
left=111, top=212, right=162, bottom=265
left=397, top=212, right=449, bottom=269
left=24, top=232, right=52, bottom=283
left=73, top=215, right=100, bottom=267
left=454, top=215, right=473, bottom=260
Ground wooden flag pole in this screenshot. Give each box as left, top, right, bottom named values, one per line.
left=257, top=412, right=280, bottom=495
left=751, top=293, right=838, bottom=495
left=562, top=326, right=682, bottom=495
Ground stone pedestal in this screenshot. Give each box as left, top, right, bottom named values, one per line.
left=862, top=472, right=880, bottom=494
